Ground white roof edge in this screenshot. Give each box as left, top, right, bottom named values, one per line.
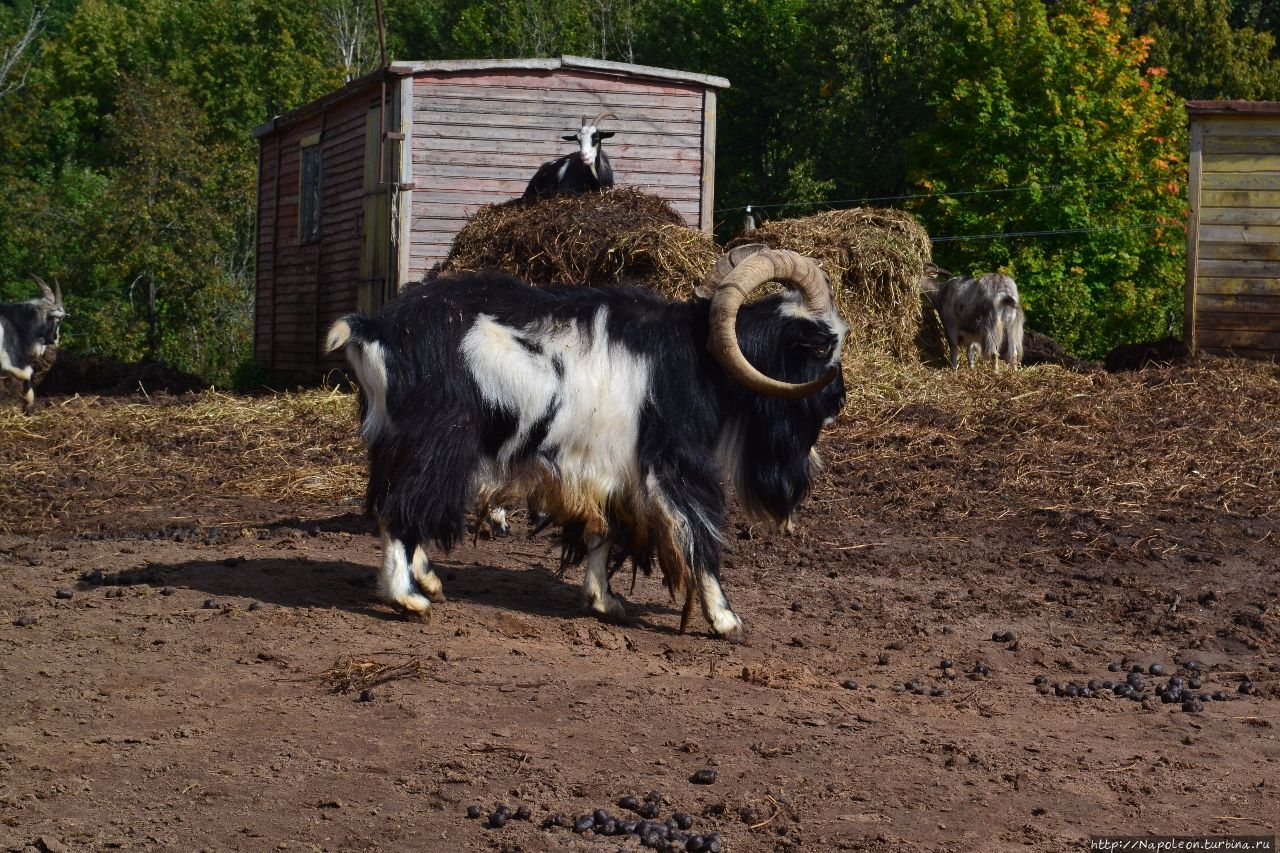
left=388, top=55, right=729, bottom=90
left=560, top=55, right=730, bottom=89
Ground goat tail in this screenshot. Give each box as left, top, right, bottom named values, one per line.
left=326, top=313, right=379, bottom=353
left=1000, top=298, right=1025, bottom=367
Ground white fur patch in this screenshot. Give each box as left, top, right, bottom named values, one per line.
left=346, top=339, right=390, bottom=441
left=460, top=309, right=650, bottom=502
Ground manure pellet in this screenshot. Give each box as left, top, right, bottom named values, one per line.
left=161, top=587, right=175, bottom=596
left=248, top=601, right=262, bottom=611
left=619, top=795, right=641, bottom=811
left=13, top=615, right=37, bottom=627
left=515, top=804, right=531, bottom=820
left=1184, top=660, right=1200, bottom=671
left=1149, top=664, right=1167, bottom=676
left=1032, top=675, right=1047, bottom=685
left=573, top=815, right=594, bottom=833
left=55, top=588, right=73, bottom=600
left=940, top=658, right=953, bottom=670
left=1188, top=678, right=1202, bottom=689
left=1212, top=691, right=1230, bottom=702
left=357, top=689, right=374, bottom=703
left=541, top=813, right=566, bottom=829
left=488, top=811, right=508, bottom=829
left=621, top=820, right=638, bottom=834
left=674, top=812, right=693, bottom=830
left=645, top=789, right=663, bottom=802
left=203, top=598, right=218, bottom=609
left=1239, top=680, right=1254, bottom=694
left=82, top=569, right=104, bottom=585
left=495, top=804, right=511, bottom=817
left=1131, top=664, right=1144, bottom=673
left=640, top=802, right=661, bottom=818
left=593, top=808, right=610, bottom=825
left=598, top=818, right=618, bottom=835
left=1087, top=679, right=1102, bottom=691
left=466, top=805, right=482, bottom=819
left=690, top=769, right=717, bottom=785
left=1182, top=700, right=1205, bottom=713
left=1108, top=663, right=1121, bottom=672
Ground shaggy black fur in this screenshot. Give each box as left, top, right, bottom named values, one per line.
left=341, top=272, right=845, bottom=598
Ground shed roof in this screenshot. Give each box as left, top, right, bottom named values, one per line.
left=252, top=56, right=729, bottom=139
left=1186, top=100, right=1280, bottom=116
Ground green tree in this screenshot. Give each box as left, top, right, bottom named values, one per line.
left=908, top=0, right=1187, bottom=356
left=1131, top=0, right=1280, bottom=99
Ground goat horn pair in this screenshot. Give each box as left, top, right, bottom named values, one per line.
left=583, top=111, right=616, bottom=128
left=30, top=274, right=60, bottom=304
left=705, top=248, right=839, bottom=399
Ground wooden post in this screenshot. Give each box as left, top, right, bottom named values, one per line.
left=700, top=88, right=717, bottom=235
left=1185, top=117, right=1204, bottom=352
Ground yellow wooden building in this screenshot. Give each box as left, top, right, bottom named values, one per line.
left=1186, top=100, right=1280, bottom=358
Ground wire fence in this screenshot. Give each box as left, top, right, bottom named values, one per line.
left=716, top=179, right=1172, bottom=243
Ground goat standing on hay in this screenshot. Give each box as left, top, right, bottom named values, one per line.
left=523, top=111, right=617, bottom=200
left=1, top=276, right=66, bottom=412
left=923, top=266, right=1024, bottom=369
left=327, top=247, right=848, bottom=641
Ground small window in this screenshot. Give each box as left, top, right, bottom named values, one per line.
left=299, top=142, right=323, bottom=243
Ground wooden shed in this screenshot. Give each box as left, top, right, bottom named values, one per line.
left=1185, top=100, right=1280, bottom=359
left=252, top=55, right=730, bottom=380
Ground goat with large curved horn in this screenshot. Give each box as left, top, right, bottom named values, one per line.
left=706, top=249, right=841, bottom=399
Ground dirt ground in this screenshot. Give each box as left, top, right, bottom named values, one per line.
left=2, top=358, right=1278, bottom=852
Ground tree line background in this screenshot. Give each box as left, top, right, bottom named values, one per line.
left=2, top=0, right=1278, bottom=382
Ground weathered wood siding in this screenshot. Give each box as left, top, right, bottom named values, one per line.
left=1188, top=114, right=1280, bottom=358
left=255, top=91, right=376, bottom=376
left=408, top=69, right=709, bottom=279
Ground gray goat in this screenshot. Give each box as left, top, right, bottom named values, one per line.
left=1, top=276, right=66, bottom=411
left=922, top=266, right=1024, bottom=369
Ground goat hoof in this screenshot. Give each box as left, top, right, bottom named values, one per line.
left=715, top=619, right=748, bottom=645
left=401, top=605, right=432, bottom=625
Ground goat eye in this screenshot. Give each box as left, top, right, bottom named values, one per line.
left=811, top=344, right=832, bottom=360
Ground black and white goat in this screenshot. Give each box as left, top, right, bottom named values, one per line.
left=1, top=276, right=66, bottom=411
left=327, top=248, right=848, bottom=640
left=923, top=268, right=1024, bottom=369
left=523, top=111, right=617, bottom=200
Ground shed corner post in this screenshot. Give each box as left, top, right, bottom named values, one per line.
left=700, top=88, right=717, bottom=235
left=396, top=72, right=415, bottom=292
left=1185, top=115, right=1205, bottom=353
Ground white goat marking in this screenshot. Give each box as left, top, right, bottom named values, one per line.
left=461, top=310, right=650, bottom=502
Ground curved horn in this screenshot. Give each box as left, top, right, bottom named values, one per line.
left=694, top=243, right=769, bottom=300
left=30, top=274, right=54, bottom=301
left=707, top=249, right=839, bottom=399
left=591, top=111, right=617, bottom=128
left=54, top=278, right=62, bottom=305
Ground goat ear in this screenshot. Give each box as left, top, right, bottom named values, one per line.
left=597, top=131, right=615, bottom=139
left=561, top=134, right=578, bottom=141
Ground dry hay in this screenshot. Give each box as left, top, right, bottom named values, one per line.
left=439, top=187, right=719, bottom=299
left=729, top=208, right=933, bottom=360
left=319, top=656, right=429, bottom=694
left=0, top=389, right=364, bottom=535
left=821, top=352, right=1280, bottom=559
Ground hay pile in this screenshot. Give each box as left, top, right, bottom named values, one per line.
left=729, top=208, right=933, bottom=359
left=440, top=187, right=719, bottom=299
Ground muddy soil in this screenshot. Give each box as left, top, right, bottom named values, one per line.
left=2, top=383, right=1278, bottom=852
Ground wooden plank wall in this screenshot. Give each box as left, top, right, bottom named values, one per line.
left=255, top=91, right=378, bottom=376
left=1191, top=115, right=1280, bottom=358
left=408, top=69, right=707, bottom=280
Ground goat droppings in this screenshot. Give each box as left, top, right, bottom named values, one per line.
left=689, top=769, right=717, bottom=785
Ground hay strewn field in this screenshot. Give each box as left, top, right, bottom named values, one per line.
left=2, top=356, right=1278, bottom=852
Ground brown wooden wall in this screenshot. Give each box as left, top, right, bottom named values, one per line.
left=407, top=68, right=709, bottom=280
left=1187, top=114, right=1280, bottom=358
left=255, top=91, right=378, bottom=377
